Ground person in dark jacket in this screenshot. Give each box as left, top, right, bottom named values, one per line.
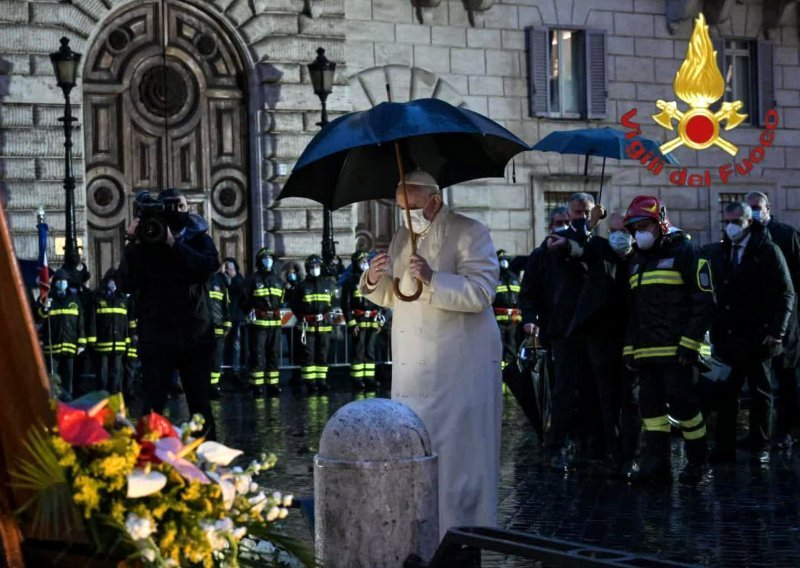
left=222, top=257, right=247, bottom=380
left=535, top=194, right=622, bottom=471
left=37, top=268, right=86, bottom=400
left=208, top=267, right=230, bottom=397
left=341, top=251, right=382, bottom=391
left=623, top=196, right=713, bottom=485
left=289, top=254, right=334, bottom=393
left=244, top=247, right=284, bottom=397
left=745, top=191, right=800, bottom=449
left=704, top=202, right=795, bottom=464
left=87, top=268, right=128, bottom=394
left=118, top=188, right=219, bottom=439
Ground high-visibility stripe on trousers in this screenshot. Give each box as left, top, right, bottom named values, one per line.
left=250, top=326, right=281, bottom=387
left=297, top=326, right=331, bottom=382
left=350, top=325, right=377, bottom=382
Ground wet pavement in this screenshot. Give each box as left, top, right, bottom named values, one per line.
left=166, top=375, right=800, bottom=567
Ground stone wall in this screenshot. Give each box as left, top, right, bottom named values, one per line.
left=1, top=0, right=799, bottom=268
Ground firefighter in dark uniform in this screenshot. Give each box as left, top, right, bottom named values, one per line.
left=208, top=267, right=230, bottom=398
left=244, top=247, right=284, bottom=397
left=289, top=254, right=333, bottom=393
left=87, top=269, right=128, bottom=393
left=493, top=249, right=522, bottom=373
left=623, top=196, right=714, bottom=485
left=37, top=268, right=86, bottom=400
left=342, top=251, right=381, bottom=391
left=124, top=293, right=139, bottom=399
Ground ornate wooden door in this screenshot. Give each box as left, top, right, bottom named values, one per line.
left=82, top=0, right=249, bottom=282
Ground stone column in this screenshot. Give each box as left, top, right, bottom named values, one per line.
left=314, top=398, right=438, bottom=567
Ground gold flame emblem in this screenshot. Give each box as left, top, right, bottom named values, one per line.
left=652, top=14, right=747, bottom=156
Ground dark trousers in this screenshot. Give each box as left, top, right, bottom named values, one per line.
left=296, top=327, right=331, bottom=382
left=639, top=363, right=706, bottom=464
left=619, top=369, right=641, bottom=463
left=250, top=325, right=281, bottom=386
left=95, top=352, right=123, bottom=393
left=224, top=321, right=246, bottom=373
left=498, top=321, right=519, bottom=370
left=46, top=354, right=75, bottom=399
left=211, top=334, right=225, bottom=386
left=140, top=340, right=215, bottom=440
left=351, top=325, right=377, bottom=381
left=547, top=333, right=621, bottom=458
left=774, top=361, right=797, bottom=438
left=716, top=357, right=773, bottom=452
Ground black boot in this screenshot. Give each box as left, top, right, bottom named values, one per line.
left=250, top=384, right=265, bottom=399
left=352, top=378, right=365, bottom=391
left=316, top=380, right=329, bottom=393
left=266, top=383, right=281, bottom=396
left=363, top=377, right=377, bottom=391
left=679, top=437, right=709, bottom=485
left=628, top=431, right=671, bottom=484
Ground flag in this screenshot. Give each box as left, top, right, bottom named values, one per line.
left=36, top=216, right=50, bottom=302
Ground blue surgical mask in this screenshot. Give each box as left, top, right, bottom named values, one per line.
left=499, top=259, right=509, bottom=269
left=359, top=261, right=369, bottom=272
left=106, top=280, right=117, bottom=294
left=55, top=280, right=68, bottom=293
left=288, top=272, right=297, bottom=282
left=609, top=231, right=633, bottom=254
left=552, top=225, right=569, bottom=234
left=261, top=257, right=273, bottom=271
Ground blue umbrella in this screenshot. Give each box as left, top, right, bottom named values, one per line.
left=278, top=98, right=529, bottom=210
left=531, top=127, right=678, bottom=203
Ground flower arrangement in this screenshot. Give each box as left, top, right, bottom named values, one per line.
left=12, top=392, right=313, bottom=567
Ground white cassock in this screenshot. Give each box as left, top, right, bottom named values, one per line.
left=360, top=204, right=503, bottom=539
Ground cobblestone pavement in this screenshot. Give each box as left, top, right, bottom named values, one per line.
left=203, top=379, right=800, bottom=567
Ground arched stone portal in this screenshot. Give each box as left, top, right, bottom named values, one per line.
left=82, top=0, right=250, bottom=280
left=348, top=65, right=465, bottom=251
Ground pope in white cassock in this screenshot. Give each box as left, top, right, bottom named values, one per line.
left=359, top=169, right=503, bottom=539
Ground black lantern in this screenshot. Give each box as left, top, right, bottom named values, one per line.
left=307, top=47, right=336, bottom=126
left=50, top=37, right=82, bottom=282
left=308, top=47, right=337, bottom=275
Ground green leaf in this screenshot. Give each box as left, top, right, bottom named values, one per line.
left=243, top=523, right=318, bottom=568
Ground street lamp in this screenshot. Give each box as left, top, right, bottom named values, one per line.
left=308, top=47, right=337, bottom=275
left=50, top=36, right=82, bottom=284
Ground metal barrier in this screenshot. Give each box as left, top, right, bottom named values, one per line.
left=417, top=527, right=697, bottom=567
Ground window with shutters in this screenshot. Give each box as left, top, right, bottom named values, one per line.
left=527, top=27, right=607, bottom=120
left=713, top=38, right=774, bottom=127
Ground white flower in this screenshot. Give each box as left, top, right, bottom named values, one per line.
left=249, top=492, right=268, bottom=515
left=206, top=470, right=236, bottom=511
left=278, top=508, right=288, bottom=520
left=142, top=548, right=156, bottom=562
left=254, top=540, right=276, bottom=554
left=214, top=518, right=234, bottom=533
left=282, top=494, right=293, bottom=508
left=233, top=527, right=247, bottom=540
left=233, top=473, right=252, bottom=495
left=239, top=538, right=257, bottom=551
left=271, top=491, right=282, bottom=503
left=249, top=481, right=259, bottom=494
left=266, top=506, right=280, bottom=522
left=126, top=468, right=167, bottom=498
left=197, top=441, right=243, bottom=466
left=200, top=521, right=227, bottom=551
left=125, top=513, right=155, bottom=541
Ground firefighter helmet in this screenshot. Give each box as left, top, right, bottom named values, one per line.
left=305, top=254, right=323, bottom=272
left=351, top=250, right=368, bottom=265
left=52, top=268, right=69, bottom=282
left=255, top=247, right=274, bottom=262
left=624, top=195, right=670, bottom=233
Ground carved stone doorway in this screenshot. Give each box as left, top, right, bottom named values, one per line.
left=82, top=0, right=250, bottom=282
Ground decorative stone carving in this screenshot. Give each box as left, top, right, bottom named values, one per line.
left=665, top=0, right=702, bottom=34
left=464, top=0, right=495, bottom=11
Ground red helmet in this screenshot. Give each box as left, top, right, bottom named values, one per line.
left=624, top=195, right=670, bottom=233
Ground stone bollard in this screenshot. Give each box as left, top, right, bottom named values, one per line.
left=314, top=398, right=439, bottom=567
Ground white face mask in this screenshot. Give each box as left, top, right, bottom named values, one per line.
left=725, top=222, right=748, bottom=242
left=609, top=231, right=633, bottom=254
left=359, top=261, right=369, bottom=272
left=403, top=207, right=432, bottom=235
left=310, top=266, right=321, bottom=278
left=635, top=230, right=656, bottom=251
left=499, top=259, right=509, bottom=269
left=552, top=224, right=569, bottom=234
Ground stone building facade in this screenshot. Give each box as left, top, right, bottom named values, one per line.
left=0, top=0, right=798, bottom=280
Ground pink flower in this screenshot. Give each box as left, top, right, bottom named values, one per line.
left=153, top=437, right=210, bottom=484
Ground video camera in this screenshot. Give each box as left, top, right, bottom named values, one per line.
left=133, top=190, right=184, bottom=244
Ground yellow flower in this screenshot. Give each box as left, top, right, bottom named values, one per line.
left=72, top=475, right=101, bottom=518
left=109, top=500, right=126, bottom=523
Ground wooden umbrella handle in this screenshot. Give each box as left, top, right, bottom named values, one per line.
left=393, top=142, right=423, bottom=302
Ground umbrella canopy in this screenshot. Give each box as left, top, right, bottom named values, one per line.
left=278, top=98, right=530, bottom=210
left=531, top=127, right=679, bottom=163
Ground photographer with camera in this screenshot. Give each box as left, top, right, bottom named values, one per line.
left=118, top=188, right=220, bottom=439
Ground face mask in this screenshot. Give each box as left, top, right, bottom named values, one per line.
left=725, top=222, right=748, bottom=242
left=106, top=280, right=117, bottom=294
left=402, top=207, right=433, bottom=235
left=499, top=259, right=509, bottom=269
left=55, top=280, right=68, bottom=293
left=609, top=231, right=633, bottom=254
left=309, top=267, right=321, bottom=278
left=751, top=209, right=768, bottom=225
left=359, top=261, right=369, bottom=272
left=288, top=273, right=298, bottom=282
left=261, top=257, right=273, bottom=271
left=635, top=230, right=656, bottom=251
left=552, top=224, right=569, bottom=234
left=571, top=218, right=589, bottom=235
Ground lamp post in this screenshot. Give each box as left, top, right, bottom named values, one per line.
left=50, top=36, right=82, bottom=285
left=307, top=47, right=337, bottom=275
